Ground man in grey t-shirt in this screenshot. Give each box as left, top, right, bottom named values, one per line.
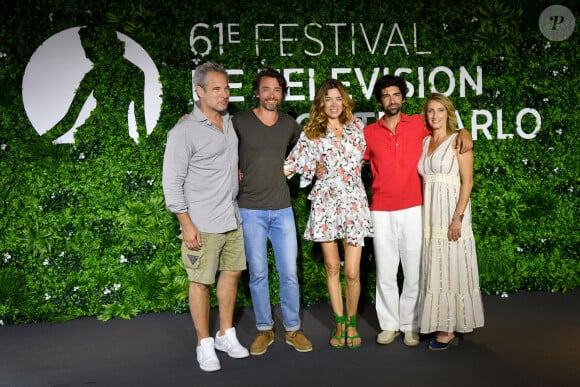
left=233, top=69, right=312, bottom=355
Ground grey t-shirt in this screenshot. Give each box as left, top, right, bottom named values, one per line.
left=233, top=110, right=302, bottom=210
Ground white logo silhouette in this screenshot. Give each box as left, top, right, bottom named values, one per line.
left=22, top=27, right=162, bottom=144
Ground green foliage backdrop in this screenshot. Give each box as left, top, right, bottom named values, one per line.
left=0, top=0, right=578, bottom=324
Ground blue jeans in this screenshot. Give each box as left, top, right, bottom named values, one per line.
left=240, top=207, right=301, bottom=331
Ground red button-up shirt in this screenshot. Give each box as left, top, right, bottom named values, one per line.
left=363, top=113, right=429, bottom=211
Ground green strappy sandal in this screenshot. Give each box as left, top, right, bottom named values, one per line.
left=346, top=315, right=362, bottom=349
left=330, top=313, right=346, bottom=349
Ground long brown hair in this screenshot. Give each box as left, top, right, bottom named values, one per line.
left=304, top=79, right=355, bottom=140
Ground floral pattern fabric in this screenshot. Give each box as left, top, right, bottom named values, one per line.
left=284, top=118, right=373, bottom=246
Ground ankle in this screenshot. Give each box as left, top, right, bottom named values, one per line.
left=435, top=332, right=455, bottom=343
left=346, top=315, right=357, bottom=327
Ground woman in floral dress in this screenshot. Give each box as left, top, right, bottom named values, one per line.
left=284, top=79, right=373, bottom=349
left=417, top=93, right=484, bottom=350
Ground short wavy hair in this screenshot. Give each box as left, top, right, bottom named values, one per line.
left=193, top=62, right=228, bottom=91
left=252, top=68, right=288, bottom=101
left=372, top=74, right=408, bottom=102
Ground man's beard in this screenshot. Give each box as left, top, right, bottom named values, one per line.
left=261, top=100, right=279, bottom=111
left=383, top=104, right=401, bottom=116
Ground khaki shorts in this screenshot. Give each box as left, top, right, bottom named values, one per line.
left=180, top=227, right=246, bottom=285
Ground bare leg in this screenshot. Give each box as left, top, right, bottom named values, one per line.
left=216, top=270, right=242, bottom=336
left=344, top=243, right=362, bottom=347
left=189, top=281, right=211, bottom=346
left=321, top=241, right=344, bottom=346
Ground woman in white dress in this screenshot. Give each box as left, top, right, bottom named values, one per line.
left=417, top=93, right=484, bottom=350
left=284, top=79, right=373, bottom=349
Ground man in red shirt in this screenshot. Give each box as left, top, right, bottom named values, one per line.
left=364, top=74, right=472, bottom=347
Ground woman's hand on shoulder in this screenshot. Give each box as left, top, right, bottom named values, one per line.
left=354, top=117, right=365, bottom=129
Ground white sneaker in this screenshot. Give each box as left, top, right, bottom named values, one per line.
left=215, top=327, right=250, bottom=359
left=376, top=330, right=400, bottom=345
left=403, top=331, right=420, bottom=347
left=196, top=337, right=221, bottom=372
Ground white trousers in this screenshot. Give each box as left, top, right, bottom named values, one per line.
left=372, top=206, right=422, bottom=332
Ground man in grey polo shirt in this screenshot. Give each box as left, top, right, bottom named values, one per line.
left=162, top=62, right=249, bottom=372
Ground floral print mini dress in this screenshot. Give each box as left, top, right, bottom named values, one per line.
left=285, top=118, right=373, bottom=246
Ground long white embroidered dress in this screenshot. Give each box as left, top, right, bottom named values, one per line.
left=284, top=118, right=373, bottom=247
left=417, top=132, right=484, bottom=333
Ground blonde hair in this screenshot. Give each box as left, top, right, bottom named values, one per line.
left=304, top=79, right=355, bottom=140
left=423, top=93, right=457, bottom=135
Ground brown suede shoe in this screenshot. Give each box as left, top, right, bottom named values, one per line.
left=250, top=330, right=274, bottom=356
left=285, top=330, right=313, bottom=353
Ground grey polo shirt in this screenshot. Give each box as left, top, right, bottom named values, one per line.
left=162, top=103, right=240, bottom=233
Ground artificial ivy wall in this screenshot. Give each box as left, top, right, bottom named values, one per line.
left=0, top=0, right=578, bottom=324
